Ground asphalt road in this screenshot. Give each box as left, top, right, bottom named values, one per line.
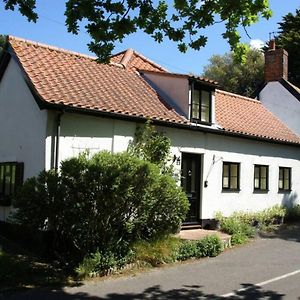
left=3, top=223, right=300, bottom=299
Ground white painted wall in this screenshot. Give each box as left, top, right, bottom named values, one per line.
left=167, top=127, right=300, bottom=219
left=142, top=73, right=189, bottom=117
left=259, top=82, right=300, bottom=135
left=45, top=113, right=136, bottom=169
left=0, top=59, right=47, bottom=221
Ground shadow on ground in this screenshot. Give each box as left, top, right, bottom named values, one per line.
left=259, top=221, right=300, bottom=243
left=1, top=284, right=285, bottom=299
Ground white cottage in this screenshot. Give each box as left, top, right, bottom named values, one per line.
left=255, top=40, right=300, bottom=135
left=0, top=36, right=299, bottom=226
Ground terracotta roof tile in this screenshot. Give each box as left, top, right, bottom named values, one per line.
left=8, top=36, right=185, bottom=124
left=110, top=49, right=168, bottom=72
left=215, top=90, right=300, bottom=144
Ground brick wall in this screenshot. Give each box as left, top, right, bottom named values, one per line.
left=264, top=46, right=288, bottom=82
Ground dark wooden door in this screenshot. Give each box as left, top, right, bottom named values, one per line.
left=181, top=153, right=201, bottom=224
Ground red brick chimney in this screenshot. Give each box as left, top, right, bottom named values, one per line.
left=264, top=39, right=288, bottom=82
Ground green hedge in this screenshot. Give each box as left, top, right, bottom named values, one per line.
left=12, top=151, right=189, bottom=263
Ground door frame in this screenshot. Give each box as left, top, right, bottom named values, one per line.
left=181, top=152, right=203, bottom=224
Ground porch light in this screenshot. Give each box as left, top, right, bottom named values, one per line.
left=173, top=155, right=181, bottom=165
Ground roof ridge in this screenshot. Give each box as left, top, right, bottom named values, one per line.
left=131, top=49, right=168, bottom=72
left=110, top=48, right=168, bottom=72
left=8, top=35, right=124, bottom=69
left=216, top=89, right=261, bottom=104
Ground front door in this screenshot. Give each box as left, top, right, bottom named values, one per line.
left=181, top=153, right=201, bottom=224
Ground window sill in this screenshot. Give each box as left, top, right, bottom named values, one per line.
left=222, top=189, right=240, bottom=193
left=190, top=119, right=212, bottom=126
left=278, top=189, right=292, bottom=193
left=253, top=189, right=269, bottom=194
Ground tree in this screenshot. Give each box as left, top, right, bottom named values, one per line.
left=276, top=9, right=300, bottom=87
left=202, top=48, right=264, bottom=97
left=0, top=35, right=6, bottom=55
left=2, top=0, right=272, bottom=62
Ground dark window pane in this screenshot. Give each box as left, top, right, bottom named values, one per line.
left=230, top=177, right=238, bottom=189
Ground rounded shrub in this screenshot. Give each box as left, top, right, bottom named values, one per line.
left=12, top=151, right=189, bottom=263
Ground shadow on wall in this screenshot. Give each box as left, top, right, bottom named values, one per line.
left=281, top=191, right=298, bottom=208
left=2, top=284, right=285, bottom=300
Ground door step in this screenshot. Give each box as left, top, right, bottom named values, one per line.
left=182, top=223, right=202, bottom=230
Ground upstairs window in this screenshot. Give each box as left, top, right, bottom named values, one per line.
left=191, top=84, right=212, bottom=123
left=254, top=165, right=268, bottom=191
left=222, top=162, right=240, bottom=191
left=0, top=162, right=24, bottom=205
left=279, top=167, right=291, bottom=191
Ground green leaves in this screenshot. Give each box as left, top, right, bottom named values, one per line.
left=202, top=47, right=264, bottom=97
left=3, top=0, right=272, bottom=62
left=3, top=0, right=38, bottom=22
left=276, top=9, right=300, bottom=87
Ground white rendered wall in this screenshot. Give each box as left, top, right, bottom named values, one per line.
left=0, top=59, right=47, bottom=221
left=167, top=127, right=300, bottom=219
left=142, top=73, right=189, bottom=117
left=259, top=82, right=300, bottom=135
left=45, top=113, right=136, bottom=170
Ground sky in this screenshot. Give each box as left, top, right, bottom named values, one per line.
left=0, top=0, right=299, bottom=74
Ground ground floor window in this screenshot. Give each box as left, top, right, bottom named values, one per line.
left=279, top=167, right=291, bottom=191
left=254, top=165, right=268, bottom=191
left=0, top=162, right=24, bottom=205
left=222, top=162, right=240, bottom=190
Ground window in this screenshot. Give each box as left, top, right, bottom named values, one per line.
left=222, top=162, right=240, bottom=190
left=279, top=167, right=291, bottom=191
left=0, top=162, right=24, bottom=205
left=191, top=84, right=212, bottom=123
left=254, top=165, right=268, bottom=191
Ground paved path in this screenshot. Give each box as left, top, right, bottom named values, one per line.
left=3, top=223, right=300, bottom=299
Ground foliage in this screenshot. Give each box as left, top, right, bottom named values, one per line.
left=132, top=236, right=180, bottom=266
left=195, top=234, right=223, bottom=258
left=176, top=240, right=197, bottom=261
left=202, top=48, right=264, bottom=97
left=276, top=9, right=300, bottom=87
left=12, top=151, right=189, bottom=263
left=2, top=0, right=272, bottom=61
left=215, top=205, right=287, bottom=245
left=285, top=205, right=300, bottom=222
left=76, top=250, right=134, bottom=278
left=0, top=35, right=6, bottom=55
left=128, top=120, right=171, bottom=171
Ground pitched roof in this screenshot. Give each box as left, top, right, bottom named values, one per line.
left=5, top=36, right=300, bottom=145
left=215, top=90, right=300, bottom=144
left=8, top=36, right=186, bottom=124
left=110, top=48, right=168, bottom=73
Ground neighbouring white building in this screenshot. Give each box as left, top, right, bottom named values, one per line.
left=0, top=36, right=299, bottom=227
left=255, top=40, right=300, bottom=135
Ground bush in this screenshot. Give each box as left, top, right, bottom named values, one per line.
left=176, top=240, right=197, bottom=261
left=12, top=151, right=189, bottom=264
left=215, top=206, right=287, bottom=245
left=195, top=235, right=223, bottom=257
left=285, top=205, right=300, bottom=222
left=76, top=250, right=134, bottom=278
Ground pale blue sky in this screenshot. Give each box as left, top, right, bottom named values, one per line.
left=0, top=0, right=299, bottom=74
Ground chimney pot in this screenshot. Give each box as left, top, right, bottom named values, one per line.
left=269, top=39, right=276, bottom=50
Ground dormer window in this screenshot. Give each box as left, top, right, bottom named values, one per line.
left=190, top=84, right=212, bottom=123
